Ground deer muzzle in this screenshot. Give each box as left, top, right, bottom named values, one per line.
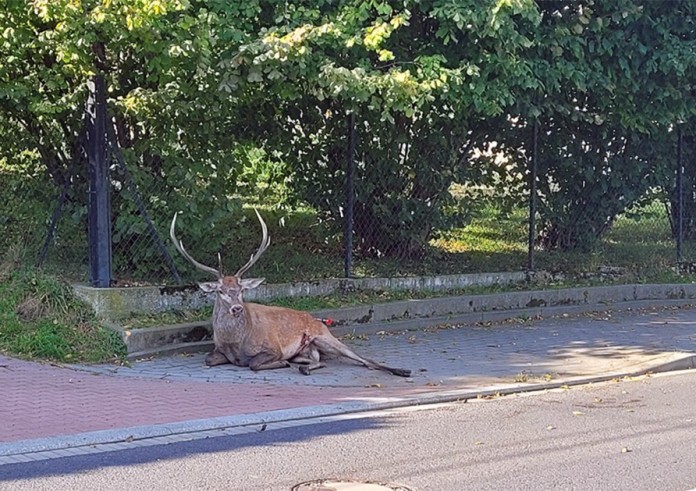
left=230, top=304, right=244, bottom=317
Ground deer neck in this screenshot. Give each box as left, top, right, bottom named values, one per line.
left=212, top=297, right=250, bottom=334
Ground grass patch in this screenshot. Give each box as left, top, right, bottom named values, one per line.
left=429, top=202, right=685, bottom=282
left=335, top=202, right=684, bottom=281
left=266, top=284, right=526, bottom=311
left=120, top=306, right=213, bottom=329
left=0, top=269, right=126, bottom=363
left=26, top=201, right=696, bottom=286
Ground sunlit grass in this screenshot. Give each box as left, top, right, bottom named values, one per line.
left=25, top=200, right=690, bottom=285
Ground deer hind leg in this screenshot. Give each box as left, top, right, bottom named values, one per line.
left=313, top=335, right=411, bottom=378
left=248, top=351, right=291, bottom=372
left=291, top=346, right=326, bottom=375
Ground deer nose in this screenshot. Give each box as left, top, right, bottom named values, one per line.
left=230, top=304, right=244, bottom=317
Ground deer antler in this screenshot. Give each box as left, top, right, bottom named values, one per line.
left=170, top=212, right=222, bottom=279
left=235, top=208, right=271, bottom=278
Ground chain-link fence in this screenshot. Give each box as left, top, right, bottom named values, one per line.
left=1, top=165, right=688, bottom=287
left=2, top=108, right=695, bottom=287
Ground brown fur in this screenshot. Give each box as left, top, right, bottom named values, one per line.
left=170, top=211, right=411, bottom=377
left=203, top=278, right=411, bottom=377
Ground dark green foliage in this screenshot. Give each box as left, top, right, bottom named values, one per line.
left=535, top=122, right=673, bottom=252
left=471, top=0, right=696, bottom=252
left=1, top=0, right=696, bottom=274
left=668, top=123, right=696, bottom=239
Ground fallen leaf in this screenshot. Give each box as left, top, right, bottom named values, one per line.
left=546, top=425, right=556, bottom=431
left=572, top=411, right=584, bottom=416
left=477, top=392, right=502, bottom=400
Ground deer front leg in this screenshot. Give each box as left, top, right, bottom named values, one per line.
left=205, top=348, right=230, bottom=366
left=248, top=352, right=291, bottom=371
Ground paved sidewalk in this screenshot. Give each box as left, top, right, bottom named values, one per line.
left=1, top=303, right=695, bottom=460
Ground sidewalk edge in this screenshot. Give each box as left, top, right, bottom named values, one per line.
left=2, top=354, right=694, bottom=459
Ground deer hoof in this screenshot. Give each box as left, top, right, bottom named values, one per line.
left=299, top=366, right=312, bottom=376
left=391, top=368, right=412, bottom=378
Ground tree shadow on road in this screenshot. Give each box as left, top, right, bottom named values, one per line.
left=0, top=415, right=393, bottom=482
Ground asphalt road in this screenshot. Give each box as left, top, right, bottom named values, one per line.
left=3, top=370, right=696, bottom=491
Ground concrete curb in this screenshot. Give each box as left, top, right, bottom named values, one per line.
left=329, top=298, right=696, bottom=337
left=2, top=353, right=694, bottom=459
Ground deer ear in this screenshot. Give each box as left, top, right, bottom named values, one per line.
left=239, top=277, right=265, bottom=290
left=198, top=281, right=221, bottom=293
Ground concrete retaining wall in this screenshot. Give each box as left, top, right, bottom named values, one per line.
left=73, top=271, right=529, bottom=321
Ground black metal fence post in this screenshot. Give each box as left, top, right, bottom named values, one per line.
left=676, top=125, right=684, bottom=266
left=527, top=119, right=539, bottom=271
left=344, top=111, right=356, bottom=278
left=86, top=75, right=112, bottom=287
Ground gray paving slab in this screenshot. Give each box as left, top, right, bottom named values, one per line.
left=77, top=305, right=696, bottom=388
left=1, top=302, right=695, bottom=462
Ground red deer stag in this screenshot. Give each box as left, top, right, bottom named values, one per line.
left=170, top=210, right=411, bottom=377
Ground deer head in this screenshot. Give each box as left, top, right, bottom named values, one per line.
left=170, top=209, right=270, bottom=317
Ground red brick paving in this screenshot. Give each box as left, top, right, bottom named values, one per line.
left=3, top=305, right=695, bottom=445
left=0, top=356, right=362, bottom=443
